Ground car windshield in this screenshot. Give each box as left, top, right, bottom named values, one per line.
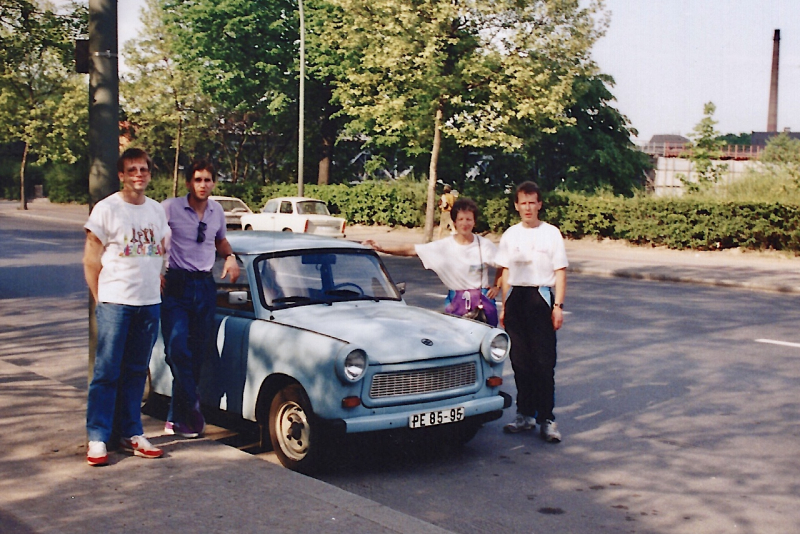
left=254, top=249, right=401, bottom=309
left=296, top=201, right=330, bottom=216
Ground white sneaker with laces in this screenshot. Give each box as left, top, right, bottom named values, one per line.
left=503, top=413, right=536, bottom=433
left=120, top=435, right=163, bottom=459
left=87, top=441, right=108, bottom=466
left=540, top=420, right=562, bottom=443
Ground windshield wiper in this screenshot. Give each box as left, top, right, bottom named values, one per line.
left=270, top=295, right=328, bottom=306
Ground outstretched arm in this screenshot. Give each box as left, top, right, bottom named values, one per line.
left=362, top=240, right=417, bottom=257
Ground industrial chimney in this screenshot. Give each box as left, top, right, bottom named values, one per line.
left=767, top=29, right=780, bottom=132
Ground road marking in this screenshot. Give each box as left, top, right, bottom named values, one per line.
left=424, top=292, right=447, bottom=298
left=16, top=237, right=60, bottom=246
left=755, top=338, right=800, bottom=349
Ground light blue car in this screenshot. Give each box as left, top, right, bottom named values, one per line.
left=149, top=231, right=511, bottom=473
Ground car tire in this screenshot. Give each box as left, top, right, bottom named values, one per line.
left=244, top=225, right=253, bottom=231
left=281, top=228, right=292, bottom=232
left=268, top=383, right=322, bottom=473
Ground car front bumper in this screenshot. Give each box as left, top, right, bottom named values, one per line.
left=339, top=392, right=510, bottom=434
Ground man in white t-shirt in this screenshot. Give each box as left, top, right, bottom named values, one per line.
left=83, top=148, right=169, bottom=466
left=495, top=181, right=567, bottom=443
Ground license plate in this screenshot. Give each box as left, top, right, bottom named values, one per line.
left=409, top=406, right=465, bottom=428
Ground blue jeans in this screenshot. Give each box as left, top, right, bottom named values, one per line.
left=161, top=272, right=216, bottom=425
left=87, top=303, right=160, bottom=442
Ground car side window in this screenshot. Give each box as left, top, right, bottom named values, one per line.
left=262, top=200, right=278, bottom=214
left=280, top=201, right=293, bottom=214
left=212, top=255, right=253, bottom=313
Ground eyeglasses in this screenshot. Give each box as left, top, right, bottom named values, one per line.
left=197, top=221, right=207, bottom=243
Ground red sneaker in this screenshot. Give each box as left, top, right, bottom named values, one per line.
left=87, top=441, right=108, bottom=466
left=120, top=435, right=163, bottom=459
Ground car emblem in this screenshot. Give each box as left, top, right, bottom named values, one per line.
left=421, top=338, right=433, bottom=346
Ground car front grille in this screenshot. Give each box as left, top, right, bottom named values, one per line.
left=369, top=362, right=477, bottom=399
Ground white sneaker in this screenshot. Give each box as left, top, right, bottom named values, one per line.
left=120, top=435, right=163, bottom=459
left=503, top=413, right=536, bottom=433
left=540, top=420, right=561, bottom=443
left=87, top=441, right=108, bottom=466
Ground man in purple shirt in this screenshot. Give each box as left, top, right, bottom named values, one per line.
left=161, top=159, right=240, bottom=437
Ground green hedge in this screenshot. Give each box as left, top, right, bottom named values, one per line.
left=545, top=192, right=800, bottom=252
left=119, top=179, right=800, bottom=253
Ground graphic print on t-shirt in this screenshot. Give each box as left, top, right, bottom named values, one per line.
left=120, top=224, right=164, bottom=257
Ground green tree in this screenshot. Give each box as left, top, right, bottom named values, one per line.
left=529, top=73, right=650, bottom=195
left=681, top=102, right=727, bottom=194
left=0, top=0, right=87, bottom=208
left=121, top=0, right=215, bottom=195
left=759, top=132, right=800, bottom=185
left=325, top=0, right=603, bottom=240
left=163, top=0, right=299, bottom=184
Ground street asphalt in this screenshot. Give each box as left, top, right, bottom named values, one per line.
left=1, top=198, right=798, bottom=533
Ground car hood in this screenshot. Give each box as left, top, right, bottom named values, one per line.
left=271, top=301, right=490, bottom=364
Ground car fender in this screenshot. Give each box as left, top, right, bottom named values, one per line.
left=213, top=316, right=356, bottom=422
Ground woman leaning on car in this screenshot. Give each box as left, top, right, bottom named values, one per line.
left=363, top=197, right=501, bottom=326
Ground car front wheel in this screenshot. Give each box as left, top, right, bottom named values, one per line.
left=268, top=384, right=321, bottom=473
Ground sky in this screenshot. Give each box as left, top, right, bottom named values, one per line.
left=591, top=0, right=800, bottom=143
left=110, top=0, right=800, bottom=145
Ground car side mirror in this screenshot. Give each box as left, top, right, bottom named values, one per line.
left=228, top=291, right=249, bottom=305
left=395, top=282, right=406, bottom=295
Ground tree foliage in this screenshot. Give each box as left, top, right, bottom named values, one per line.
left=121, top=0, right=215, bottom=193
left=0, top=0, right=87, bottom=207
left=681, top=102, right=727, bottom=194
left=324, top=0, right=604, bottom=238
left=529, top=73, right=650, bottom=195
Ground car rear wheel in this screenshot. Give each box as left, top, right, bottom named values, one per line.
left=268, top=384, right=322, bottom=473
left=281, top=228, right=292, bottom=232
left=244, top=225, right=253, bottom=231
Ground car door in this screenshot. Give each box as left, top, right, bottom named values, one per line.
left=273, top=200, right=296, bottom=232
left=259, top=199, right=279, bottom=231
left=198, top=256, right=253, bottom=415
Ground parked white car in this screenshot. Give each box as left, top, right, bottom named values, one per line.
left=209, top=195, right=253, bottom=229
left=240, top=197, right=346, bottom=238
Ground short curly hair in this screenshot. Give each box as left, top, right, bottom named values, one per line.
left=451, top=197, right=479, bottom=222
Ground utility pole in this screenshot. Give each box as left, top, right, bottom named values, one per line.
left=87, top=0, right=119, bottom=377
left=298, top=0, right=306, bottom=197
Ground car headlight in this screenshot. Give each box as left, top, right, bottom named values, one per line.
left=336, top=346, right=368, bottom=383
left=481, top=329, right=510, bottom=364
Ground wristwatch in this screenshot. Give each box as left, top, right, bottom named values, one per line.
left=553, top=303, right=564, bottom=310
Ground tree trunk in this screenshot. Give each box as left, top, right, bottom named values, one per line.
left=171, top=115, right=183, bottom=197
left=317, top=136, right=332, bottom=185
left=423, top=107, right=443, bottom=242
left=19, top=141, right=29, bottom=211
left=317, top=117, right=334, bottom=185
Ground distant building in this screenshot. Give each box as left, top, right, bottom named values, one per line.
left=640, top=135, right=690, bottom=157
left=750, top=129, right=800, bottom=147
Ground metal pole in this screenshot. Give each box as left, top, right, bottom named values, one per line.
left=88, top=0, right=119, bottom=380
left=298, top=0, right=305, bottom=197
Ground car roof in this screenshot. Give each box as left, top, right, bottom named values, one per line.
left=227, top=231, right=366, bottom=255
left=267, top=197, right=326, bottom=203
left=209, top=195, right=245, bottom=202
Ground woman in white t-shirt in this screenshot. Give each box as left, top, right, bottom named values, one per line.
left=363, top=198, right=500, bottom=324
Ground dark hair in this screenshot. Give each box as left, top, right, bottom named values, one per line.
left=451, top=197, right=479, bottom=222
left=515, top=181, right=542, bottom=203
left=117, top=148, right=152, bottom=173
left=186, top=159, right=217, bottom=182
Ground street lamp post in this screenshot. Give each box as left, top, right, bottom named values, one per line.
left=298, top=0, right=305, bottom=197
